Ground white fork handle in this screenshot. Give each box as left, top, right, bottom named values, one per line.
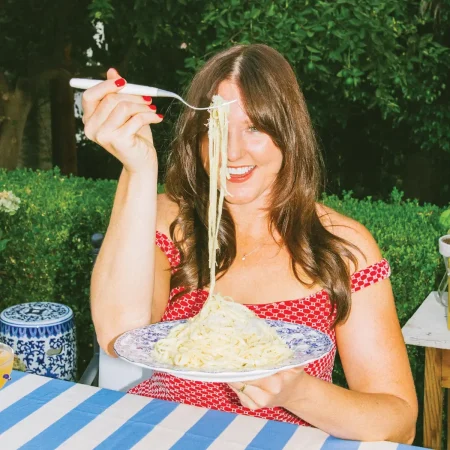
left=70, top=78, right=160, bottom=97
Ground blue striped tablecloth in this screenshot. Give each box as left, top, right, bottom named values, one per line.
left=0, top=371, right=427, bottom=450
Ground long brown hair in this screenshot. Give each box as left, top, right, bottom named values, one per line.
left=165, top=44, right=361, bottom=327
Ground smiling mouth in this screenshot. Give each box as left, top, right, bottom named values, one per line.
left=227, top=165, right=255, bottom=176
left=227, top=165, right=256, bottom=182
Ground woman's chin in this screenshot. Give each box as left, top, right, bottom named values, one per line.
left=225, top=188, right=262, bottom=206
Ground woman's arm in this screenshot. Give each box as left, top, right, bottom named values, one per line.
left=84, top=69, right=168, bottom=356
left=231, top=217, right=417, bottom=443
left=286, top=220, right=417, bottom=442
left=91, top=167, right=159, bottom=355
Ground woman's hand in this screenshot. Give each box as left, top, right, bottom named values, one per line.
left=81, top=68, right=163, bottom=174
left=228, top=367, right=306, bottom=410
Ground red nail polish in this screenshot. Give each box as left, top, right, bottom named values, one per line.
left=148, top=105, right=157, bottom=111
left=157, top=114, right=164, bottom=119
left=143, top=96, right=152, bottom=102
left=115, top=78, right=126, bottom=87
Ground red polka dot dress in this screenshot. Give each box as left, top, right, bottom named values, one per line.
left=128, top=231, right=391, bottom=425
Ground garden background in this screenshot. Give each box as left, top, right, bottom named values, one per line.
left=1, top=0, right=450, bottom=446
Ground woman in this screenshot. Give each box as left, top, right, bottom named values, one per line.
left=87, top=44, right=417, bottom=443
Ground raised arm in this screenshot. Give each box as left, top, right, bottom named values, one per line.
left=84, top=69, right=167, bottom=356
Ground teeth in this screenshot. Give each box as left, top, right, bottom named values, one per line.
left=227, top=166, right=255, bottom=175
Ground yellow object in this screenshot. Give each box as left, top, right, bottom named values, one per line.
left=0, top=345, right=14, bottom=389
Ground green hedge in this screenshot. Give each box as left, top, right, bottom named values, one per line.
left=0, top=168, right=446, bottom=445
left=0, top=168, right=118, bottom=376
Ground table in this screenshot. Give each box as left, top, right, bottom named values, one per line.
left=0, top=371, right=428, bottom=450
left=402, top=291, right=449, bottom=450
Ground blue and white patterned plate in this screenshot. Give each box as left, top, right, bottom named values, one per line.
left=114, top=320, right=334, bottom=382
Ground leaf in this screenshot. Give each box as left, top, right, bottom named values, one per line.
left=306, top=45, right=321, bottom=54
left=251, top=8, right=261, bottom=19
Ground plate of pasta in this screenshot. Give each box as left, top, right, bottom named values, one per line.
left=114, top=294, right=334, bottom=382
left=114, top=97, right=333, bottom=382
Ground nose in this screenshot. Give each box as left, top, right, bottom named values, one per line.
left=227, top=128, right=244, bottom=162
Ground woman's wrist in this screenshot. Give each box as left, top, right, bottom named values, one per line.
left=281, top=370, right=315, bottom=411
left=123, top=163, right=159, bottom=189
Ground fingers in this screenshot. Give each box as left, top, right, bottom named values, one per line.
left=83, top=90, right=153, bottom=126
left=87, top=102, right=162, bottom=148
left=236, top=393, right=260, bottom=410
left=84, top=101, right=152, bottom=139
left=106, top=67, right=120, bottom=80
left=81, top=73, right=128, bottom=123
left=230, top=375, right=280, bottom=393
left=229, top=383, right=265, bottom=411
left=118, top=110, right=163, bottom=141
left=228, top=369, right=303, bottom=410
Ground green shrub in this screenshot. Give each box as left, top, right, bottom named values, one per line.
left=0, top=169, right=446, bottom=445
left=0, top=168, right=166, bottom=374
left=0, top=168, right=118, bottom=374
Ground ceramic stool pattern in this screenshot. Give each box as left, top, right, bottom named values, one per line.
left=0, top=302, right=76, bottom=381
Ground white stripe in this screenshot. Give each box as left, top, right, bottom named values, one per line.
left=131, top=403, right=208, bottom=450
left=0, top=374, right=50, bottom=413
left=56, top=393, right=152, bottom=449
left=206, top=414, right=267, bottom=450
left=283, top=426, right=329, bottom=450
left=0, top=383, right=97, bottom=448
left=358, top=442, right=399, bottom=449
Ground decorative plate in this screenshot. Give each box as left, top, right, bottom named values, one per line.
left=114, top=320, right=334, bottom=382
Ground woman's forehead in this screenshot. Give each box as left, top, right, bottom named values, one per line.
left=217, top=80, right=248, bottom=122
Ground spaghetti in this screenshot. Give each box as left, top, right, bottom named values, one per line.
left=152, top=96, right=293, bottom=370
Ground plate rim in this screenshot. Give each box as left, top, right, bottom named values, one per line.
left=113, top=319, right=334, bottom=380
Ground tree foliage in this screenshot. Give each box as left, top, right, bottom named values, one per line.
left=1, top=0, right=450, bottom=202
left=181, top=0, right=450, bottom=150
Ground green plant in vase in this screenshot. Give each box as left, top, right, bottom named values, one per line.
left=440, top=209, right=450, bottom=235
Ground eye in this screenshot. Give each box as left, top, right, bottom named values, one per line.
left=248, top=125, right=259, bottom=132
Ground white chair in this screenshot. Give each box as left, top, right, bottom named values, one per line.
left=98, top=348, right=153, bottom=392
left=79, top=341, right=153, bottom=392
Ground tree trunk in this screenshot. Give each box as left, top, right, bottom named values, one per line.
left=20, top=81, right=53, bottom=170
left=50, top=72, right=77, bottom=175
left=0, top=78, right=33, bottom=169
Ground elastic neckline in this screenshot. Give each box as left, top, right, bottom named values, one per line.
left=156, top=230, right=390, bottom=306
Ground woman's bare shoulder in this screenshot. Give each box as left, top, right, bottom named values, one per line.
left=316, top=203, right=383, bottom=272
left=156, top=193, right=179, bottom=236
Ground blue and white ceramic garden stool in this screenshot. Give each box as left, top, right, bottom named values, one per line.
left=0, top=302, right=77, bottom=381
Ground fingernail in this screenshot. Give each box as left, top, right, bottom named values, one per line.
left=157, top=114, right=164, bottom=119
left=148, top=105, right=157, bottom=111
left=115, top=78, right=126, bottom=87
left=143, top=96, right=152, bottom=102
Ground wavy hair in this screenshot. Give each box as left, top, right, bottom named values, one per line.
left=165, top=44, right=361, bottom=326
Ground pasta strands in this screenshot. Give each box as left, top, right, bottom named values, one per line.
left=207, top=95, right=231, bottom=295
left=152, top=294, right=293, bottom=369
left=151, top=95, right=293, bottom=371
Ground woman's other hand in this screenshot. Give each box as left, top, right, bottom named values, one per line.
left=228, top=366, right=306, bottom=410
left=81, top=68, right=163, bottom=174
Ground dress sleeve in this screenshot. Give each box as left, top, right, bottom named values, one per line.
left=155, top=230, right=181, bottom=271
left=351, top=258, right=391, bottom=293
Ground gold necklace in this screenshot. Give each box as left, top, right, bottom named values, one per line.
left=241, top=243, right=265, bottom=261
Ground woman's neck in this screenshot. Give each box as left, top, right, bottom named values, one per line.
left=227, top=202, right=277, bottom=243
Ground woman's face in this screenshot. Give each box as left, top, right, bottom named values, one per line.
left=201, top=80, right=283, bottom=206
